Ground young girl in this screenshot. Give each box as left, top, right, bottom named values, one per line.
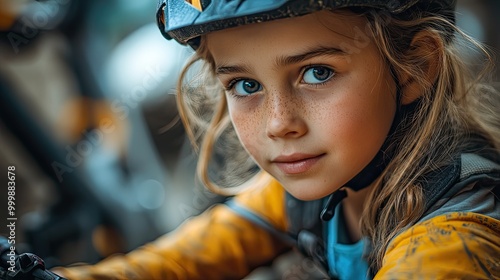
left=55, top=0, right=500, bottom=279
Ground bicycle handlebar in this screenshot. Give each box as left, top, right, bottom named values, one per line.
left=0, top=236, right=66, bottom=280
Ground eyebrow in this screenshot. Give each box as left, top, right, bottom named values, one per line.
left=215, top=46, right=346, bottom=76
left=275, top=46, right=346, bottom=68
left=215, top=64, right=251, bottom=75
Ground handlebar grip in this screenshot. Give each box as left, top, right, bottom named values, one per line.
left=0, top=236, right=67, bottom=280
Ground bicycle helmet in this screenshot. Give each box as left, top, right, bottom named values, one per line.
left=157, top=0, right=456, bottom=48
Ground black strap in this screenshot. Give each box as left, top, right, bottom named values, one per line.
left=420, top=156, right=462, bottom=211
left=285, top=193, right=331, bottom=273
left=225, top=200, right=296, bottom=245
left=320, top=190, right=347, bottom=221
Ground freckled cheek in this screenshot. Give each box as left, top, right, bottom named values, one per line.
left=330, top=100, right=392, bottom=160
left=324, top=111, right=359, bottom=147
left=338, top=102, right=379, bottom=132
left=229, top=111, right=265, bottom=161
left=320, top=95, right=382, bottom=151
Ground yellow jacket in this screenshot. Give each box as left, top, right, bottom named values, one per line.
left=55, top=176, right=500, bottom=279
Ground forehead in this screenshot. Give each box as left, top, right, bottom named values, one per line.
left=205, top=10, right=371, bottom=60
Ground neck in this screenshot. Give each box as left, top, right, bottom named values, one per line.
left=341, top=183, right=375, bottom=242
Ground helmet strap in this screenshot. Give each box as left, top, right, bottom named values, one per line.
left=320, top=71, right=413, bottom=221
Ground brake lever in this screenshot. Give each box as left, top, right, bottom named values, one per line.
left=1, top=252, right=67, bottom=280
left=0, top=236, right=66, bottom=280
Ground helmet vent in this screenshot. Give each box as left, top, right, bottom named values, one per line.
left=185, top=0, right=203, bottom=11
left=184, top=0, right=211, bottom=11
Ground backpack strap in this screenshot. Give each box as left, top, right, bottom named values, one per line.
left=460, top=153, right=500, bottom=180
left=420, top=156, right=462, bottom=211
left=224, top=200, right=296, bottom=245
left=285, top=192, right=329, bottom=271
left=225, top=195, right=331, bottom=274
left=421, top=153, right=500, bottom=213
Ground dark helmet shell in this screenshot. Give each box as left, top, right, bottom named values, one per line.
left=157, top=0, right=456, bottom=48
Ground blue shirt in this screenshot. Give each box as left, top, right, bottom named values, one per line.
left=326, top=204, right=370, bottom=279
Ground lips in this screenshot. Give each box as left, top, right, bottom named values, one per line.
left=272, top=153, right=325, bottom=175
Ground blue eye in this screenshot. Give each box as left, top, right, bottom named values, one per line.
left=233, top=79, right=262, bottom=96
left=302, top=66, right=334, bottom=84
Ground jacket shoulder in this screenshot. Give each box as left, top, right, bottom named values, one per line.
left=377, top=212, right=500, bottom=279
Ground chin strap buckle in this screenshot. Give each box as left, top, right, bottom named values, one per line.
left=320, top=189, right=347, bottom=221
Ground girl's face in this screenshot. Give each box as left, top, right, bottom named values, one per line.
left=206, top=11, right=397, bottom=200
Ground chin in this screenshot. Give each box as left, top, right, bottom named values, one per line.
left=284, top=184, right=337, bottom=201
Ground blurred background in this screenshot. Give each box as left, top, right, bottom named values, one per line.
left=0, top=0, right=498, bottom=278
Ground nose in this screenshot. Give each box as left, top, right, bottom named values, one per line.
left=266, top=91, right=308, bottom=139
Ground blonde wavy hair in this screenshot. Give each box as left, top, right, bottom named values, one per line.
left=175, top=7, right=500, bottom=271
